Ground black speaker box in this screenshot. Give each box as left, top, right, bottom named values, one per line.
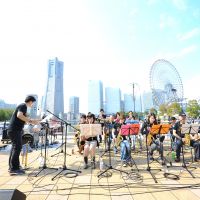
left=0, top=189, right=26, bottom=200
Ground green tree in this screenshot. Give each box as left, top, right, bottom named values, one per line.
left=186, top=99, right=200, bottom=118
left=149, top=107, right=157, bottom=115
left=159, top=104, right=168, bottom=116
left=0, top=109, right=14, bottom=121
left=167, top=102, right=182, bottom=116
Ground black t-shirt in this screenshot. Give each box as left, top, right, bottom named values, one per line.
left=8, top=103, right=27, bottom=131
left=173, top=121, right=184, bottom=138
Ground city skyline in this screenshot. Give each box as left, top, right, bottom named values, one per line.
left=0, top=0, right=200, bottom=113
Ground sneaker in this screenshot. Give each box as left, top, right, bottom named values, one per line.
left=175, top=158, right=180, bottom=162
left=91, top=162, right=96, bottom=169
left=149, top=156, right=154, bottom=161
left=83, top=164, right=88, bottom=169
left=123, top=163, right=127, bottom=167
left=9, top=169, right=25, bottom=176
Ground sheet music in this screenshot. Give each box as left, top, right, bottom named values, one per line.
left=80, top=124, right=102, bottom=137
left=181, top=124, right=199, bottom=134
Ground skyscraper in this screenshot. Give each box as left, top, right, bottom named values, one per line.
left=69, top=96, right=79, bottom=120
left=105, top=87, right=121, bottom=114
left=124, top=94, right=134, bottom=113
left=142, top=91, right=153, bottom=112
left=43, top=57, right=64, bottom=116
left=88, top=80, right=103, bottom=115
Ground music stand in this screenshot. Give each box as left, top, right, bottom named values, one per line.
left=97, top=122, right=129, bottom=178
left=46, top=111, right=81, bottom=181
left=144, top=124, right=170, bottom=183
left=177, top=124, right=198, bottom=178
left=150, top=124, right=171, bottom=166
left=34, top=122, right=58, bottom=177
left=120, top=124, right=140, bottom=171
left=100, top=120, right=113, bottom=157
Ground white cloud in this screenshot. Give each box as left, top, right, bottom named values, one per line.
left=193, top=8, right=200, bottom=18
left=147, top=0, right=158, bottom=5
left=177, top=28, right=200, bottom=41
left=184, top=75, right=200, bottom=100
left=171, top=0, right=187, bottom=11
left=153, top=45, right=198, bottom=60
left=159, top=14, right=177, bottom=29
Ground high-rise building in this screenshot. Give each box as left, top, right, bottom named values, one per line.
left=69, top=96, right=79, bottom=120
left=105, top=87, right=121, bottom=114
left=88, top=80, right=103, bottom=115
left=142, top=91, right=154, bottom=112
left=43, top=57, right=64, bottom=116
left=0, top=99, right=16, bottom=109
left=124, top=94, right=134, bottom=113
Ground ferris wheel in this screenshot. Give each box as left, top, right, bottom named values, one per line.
left=149, top=59, right=184, bottom=107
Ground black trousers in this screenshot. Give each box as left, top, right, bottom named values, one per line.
left=7, top=130, right=22, bottom=171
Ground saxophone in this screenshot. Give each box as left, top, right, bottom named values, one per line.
left=116, top=133, right=123, bottom=147
left=74, top=131, right=80, bottom=147
left=147, top=133, right=154, bottom=146
left=184, top=133, right=190, bottom=146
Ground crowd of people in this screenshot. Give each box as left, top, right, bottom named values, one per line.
left=6, top=96, right=200, bottom=175
left=74, top=109, right=200, bottom=170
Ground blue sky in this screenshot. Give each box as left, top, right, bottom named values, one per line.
left=0, top=0, right=199, bottom=112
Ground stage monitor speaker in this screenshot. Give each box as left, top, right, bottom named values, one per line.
left=0, top=189, right=26, bottom=200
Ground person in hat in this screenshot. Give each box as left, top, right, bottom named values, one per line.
left=7, top=96, right=40, bottom=175
left=172, top=112, right=187, bottom=162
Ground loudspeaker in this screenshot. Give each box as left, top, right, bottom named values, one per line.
left=0, top=189, right=26, bottom=200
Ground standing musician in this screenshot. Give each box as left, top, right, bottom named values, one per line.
left=82, top=113, right=98, bottom=169
left=141, top=113, right=164, bottom=162
left=173, top=112, right=187, bottom=162
left=7, top=96, right=40, bottom=175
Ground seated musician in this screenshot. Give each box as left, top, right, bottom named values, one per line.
left=125, top=111, right=136, bottom=151
left=104, top=115, right=115, bottom=150
left=82, top=113, right=98, bottom=169
left=97, top=108, right=106, bottom=143
left=169, top=116, right=177, bottom=150
left=119, top=115, right=131, bottom=167
left=190, top=131, right=200, bottom=162
left=141, top=113, right=164, bottom=162
left=113, top=112, right=121, bottom=153
left=173, top=112, right=187, bottom=162
left=76, top=114, right=87, bottom=154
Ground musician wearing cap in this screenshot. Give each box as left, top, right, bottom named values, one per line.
left=7, top=95, right=40, bottom=175
left=173, top=112, right=187, bottom=162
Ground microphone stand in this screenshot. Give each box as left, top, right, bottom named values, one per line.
left=46, top=110, right=81, bottom=181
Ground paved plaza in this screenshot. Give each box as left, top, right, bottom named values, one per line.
left=0, top=135, right=200, bottom=200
